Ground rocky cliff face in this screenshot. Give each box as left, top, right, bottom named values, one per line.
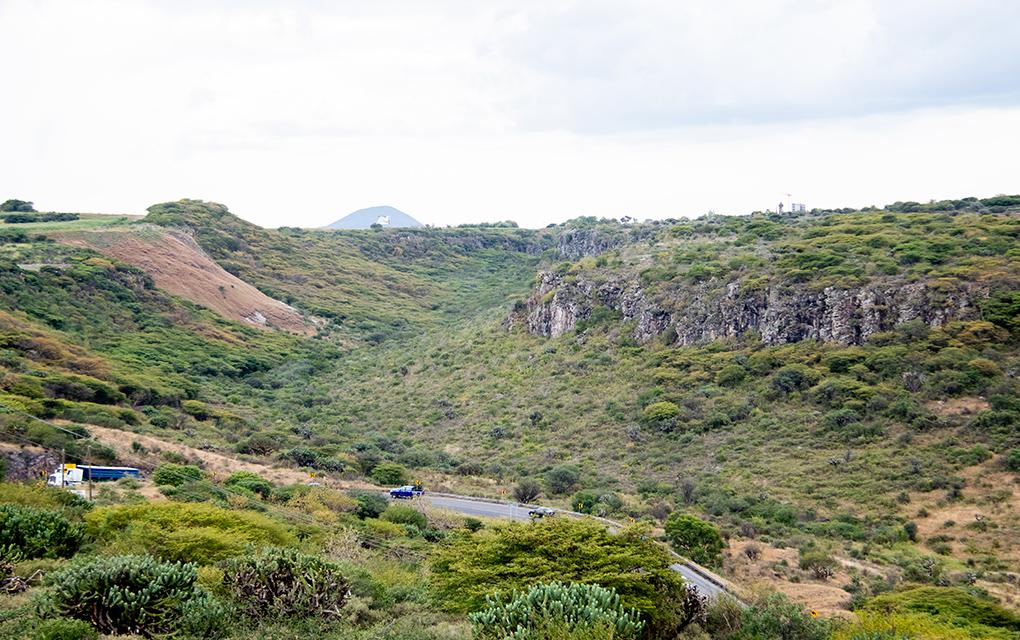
left=556, top=229, right=625, bottom=259
left=516, top=272, right=986, bottom=346
left=0, top=444, right=58, bottom=482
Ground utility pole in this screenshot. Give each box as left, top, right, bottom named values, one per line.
left=85, top=442, right=93, bottom=501
left=60, top=448, right=66, bottom=487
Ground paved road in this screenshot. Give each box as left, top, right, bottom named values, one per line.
left=420, top=493, right=728, bottom=600
left=426, top=494, right=533, bottom=521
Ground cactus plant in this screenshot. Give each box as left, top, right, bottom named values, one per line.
left=40, top=554, right=218, bottom=636
left=222, top=547, right=350, bottom=621
left=469, top=581, right=644, bottom=639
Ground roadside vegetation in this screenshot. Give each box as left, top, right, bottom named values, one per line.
left=5, top=474, right=1018, bottom=639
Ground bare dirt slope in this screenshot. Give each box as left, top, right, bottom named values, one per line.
left=87, top=425, right=333, bottom=486
left=55, top=225, right=311, bottom=334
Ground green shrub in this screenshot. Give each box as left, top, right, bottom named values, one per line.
left=545, top=464, right=581, bottom=495
left=370, top=461, right=409, bottom=485
left=642, top=402, right=680, bottom=431
left=85, top=501, right=295, bottom=564
left=470, top=581, right=644, bottom=640
left=350, top=490, right=389, bottom=519
left=33, top=618, right=99, bottom=640
left=728, top=592, right=831, bottom=640
left=771, top=364, right=821, bottom=393
left=1004, top=449, right=1020, bottom=473
left=381, top=504, right=427, bottom=529
left=664, top=513, right=724, bottom=568
left=862, top=586, right=1020, bottom=633
left=161, top=479, right=228, bottom=503
left=222, top=547, right=350, bottom=621
left=798, top=550, right=837, bottom=580
left=832, top=611, right=984, bottom=640
left=513, top=478, right=542, bottom=503
left=41, top=554, right=214, bottom=637
left=433, top=519, right=692, bottom=638
left=715, top=365, right=746, bottom=387
left=224, top=471, right=274, bottom=498
left=152, top=463, right=204, bottom=487
left=571, top=491, right=622, bottom=516
left=0, top=504, right=84, bottom=559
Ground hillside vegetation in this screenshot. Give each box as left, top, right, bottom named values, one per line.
left=1, top=195, right=1019, bottom=636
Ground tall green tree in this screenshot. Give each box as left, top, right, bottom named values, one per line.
left=664, top=513, right=724, bottom=568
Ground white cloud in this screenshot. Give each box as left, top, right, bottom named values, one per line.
left=1, top=0, right=1017, bottom=226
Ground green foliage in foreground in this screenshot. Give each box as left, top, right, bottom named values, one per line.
left=721, top=592, right=832, bottom=640
left=33, top=618, right=99, bottom=640
left=664, top=513, right=724, bottom=568
left=0, top=504, right=84, bottom=559
left=432, top=519, right=692, bottom=639
left=85, top=501, right=296, bottom=564
left=833, top=611, right=1013, bottom=640
left=40, top=554, right=224, bottom=637
left=222, top=547, right=350, bottom=621
left=469, top=582, right=644, bottom=640
left=861, top=586, right=1020, bottom=636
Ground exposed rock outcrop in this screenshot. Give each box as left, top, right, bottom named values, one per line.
left=517, top=272, right=985, bottom=346
left=0, top=444, right=58, bottom=482
left=556, top=229, right=625, bottom=259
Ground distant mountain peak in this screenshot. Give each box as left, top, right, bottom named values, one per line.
left=326, top=206, right=423, bottom=229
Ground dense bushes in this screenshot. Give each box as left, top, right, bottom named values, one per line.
left=85, top=502, right=295, bottom=564
left=715, top=592, right=831, bottom=640
left=224, top=471, right=274, bottom=498
left=370, top=461, right=408, bottom=485
left=642, top=401, right=680, bottom=431
left=862, top=587, right=1020, bottom=634
left=470, top=582, right=644, bottom=640
left=381, top=504, right=427, bottom=530
left=664, top=513, right=724, bottom=568
left=40, top=555, right=222, bottom=637
left=545, top=464, right=581, bottom=495
left=1004, top=449, right=1020, bottom=473
left=350, top=490, right=389, bottom=519
left=0, top=482, right=90, bottom=515
left=222, top=547, right=350, bottom=621
left=34, top=618, right=99, bottom=640
left=432, top=519, right=693, bottom=638
left=2, top=212, right=79, bottom=223
left=152, top=463, right=204, bottom=487
left=0, top=504, right=84, bottom=559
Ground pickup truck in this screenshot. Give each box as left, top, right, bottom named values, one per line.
left=389, top=485, right=425, bottom=499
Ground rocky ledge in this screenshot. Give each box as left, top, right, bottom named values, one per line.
left=514, top=272, right=988, bottom=346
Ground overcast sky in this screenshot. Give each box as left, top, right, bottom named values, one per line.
left=3, top=1, right=1019, bottom=228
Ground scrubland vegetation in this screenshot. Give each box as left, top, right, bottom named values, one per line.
left=1, top=194, right=1019, bottom=636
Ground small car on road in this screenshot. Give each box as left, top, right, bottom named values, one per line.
left=389, top=485, right=425, bottom=499
left=528, top=506, right=556, bottom=519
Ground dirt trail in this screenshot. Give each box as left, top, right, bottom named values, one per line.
left=87, top=426, right=364, bottom=489
left=55, top=226, right=312, bottom=334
